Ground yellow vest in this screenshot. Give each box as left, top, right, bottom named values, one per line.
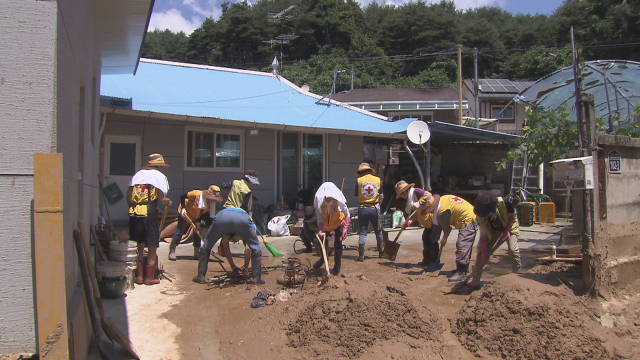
left=178, top=190, right=208, bottom=221
left=357, top=174, right=381, bottom=206
left=128, top=184, right=158, bottom=217
left=415, top=193, right=433, bottom=228
left=437, top=195, right=476, bottom=229
left=223, top=179, right=250, bottom=209
left=320, top=199, right=346, bottom=232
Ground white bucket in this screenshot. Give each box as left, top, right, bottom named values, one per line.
left=96, top=261, right=126, bottom=280
left=108, top=241, right=138, bottom=262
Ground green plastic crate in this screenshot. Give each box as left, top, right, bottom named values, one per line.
left=381, top=213, right=393, bottom=229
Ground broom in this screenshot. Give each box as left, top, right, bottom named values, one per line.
left=254, top=225, right=283, bottom=257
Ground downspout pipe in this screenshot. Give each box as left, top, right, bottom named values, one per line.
left=404, top=140, right=425, bottom=189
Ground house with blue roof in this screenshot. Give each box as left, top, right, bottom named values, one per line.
left=99, top=59, right=414, bottom=220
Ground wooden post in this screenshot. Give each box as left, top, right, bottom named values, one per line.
left=458, top=46, right=463, bottom=125
left=33, top=153, right=69, bottom=358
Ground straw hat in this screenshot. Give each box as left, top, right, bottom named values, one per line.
left=395, top=180, right=415, bottom=199
left=143, top=153, right=169, bottom=169
left=355, top=162, right=376, bottom=176
left=203, top=185, right=223, bottom=201
left=419, top=192, right=440, bottom=214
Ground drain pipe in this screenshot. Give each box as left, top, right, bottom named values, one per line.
left=404, top=140, right=425, bottom=189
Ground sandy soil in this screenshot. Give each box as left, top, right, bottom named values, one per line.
left=92, top=227, right=640, bottom=360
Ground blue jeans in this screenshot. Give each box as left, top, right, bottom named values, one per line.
left=202, top=208, right=261, bottom=253
left=170, top=216, right=202, bottom=248
left=358, top=206, right=382, bottom=245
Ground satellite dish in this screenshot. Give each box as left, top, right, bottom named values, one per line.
left=407, top=120, right=431, bottom=145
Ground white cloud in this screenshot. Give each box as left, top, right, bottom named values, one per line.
left=148, top=8, right=202, bottom=34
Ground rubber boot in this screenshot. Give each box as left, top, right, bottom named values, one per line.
left=357, top=244, right=365, bottom=262
left=251, top=250, right=265, bottom=284
left=168, top=247, right=176, bottom=261
left=135, top=262, right=144, bottom=284
left=192, top=249, right=209, bottom=284
left=448, top=263, right=468, bottom=282
left=377, top=238, right=384, bottom=258
left=144, top=264, right=160, bottom=285
left=331, top=245, right=343, bottom=275
left=194, top=246, right=200, bottom=260
left=418, top=246, right=430, bottom=266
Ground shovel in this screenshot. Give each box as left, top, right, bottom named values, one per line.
left=445, top=233, right=509, bottom=294
left=382, top=209, right=417, bottom=261
left=314, top=233, right=331, bottom=285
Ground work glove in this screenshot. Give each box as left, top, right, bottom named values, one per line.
left=480, top=236, right=489, bottom=264
left=341, top=217, right=350, bottom=241
left=438, top=236, right=448, bottom=248
left=317, top=231, right=325, bottom=240
left=180, top=208, right=187, bottom=218
left=401, top=220, right=412, bottom=228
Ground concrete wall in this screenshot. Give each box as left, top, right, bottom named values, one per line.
left=1, top=0, right=103, bottom=356
left=327, top=134, right=364, bottom=206
left=0, top=1, right=58, bottom=354
left=594, top=135, right=640, bottom=296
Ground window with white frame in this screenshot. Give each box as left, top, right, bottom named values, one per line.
left=491, top=105, right=514, bottom=120
left=186, top=129, right=242, bottom=169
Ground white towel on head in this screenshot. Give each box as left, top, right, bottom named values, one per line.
left=197, top=192, right=207, bottom=209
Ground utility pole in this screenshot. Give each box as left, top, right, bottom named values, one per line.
left=351, top=66, right=354, bottom=91
left=458, top=46, right=463, bottom=125
left=263, top=5, right=298, bottom=75
left=474, top=47, right=479, bottom=128
left=571, top=26, right=583, bottom=148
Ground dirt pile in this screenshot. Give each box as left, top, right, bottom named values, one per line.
left=450, top=268, right=633, bottom=359
left=286, top=284, right=443, bottom=359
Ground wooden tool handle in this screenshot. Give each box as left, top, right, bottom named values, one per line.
left=392, top=209, right=418, bottom=243
left=314, top=233, right=331, bottom=275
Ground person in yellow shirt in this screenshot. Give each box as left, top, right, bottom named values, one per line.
left=313, top=182, right=351, bottom=275
left=394, top=180, right=442, bottom=267
left=470, top=192, right=521, bottom=288
left=168, top=185, right=223, bottom=261
left=420, top=193, right=478, bottom=282
left=127, top=153, right=172, bottom=286
left=355, top=163, right=384, bottom=261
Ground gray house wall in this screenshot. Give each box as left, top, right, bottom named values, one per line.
left=1, top=0, right=101, bottom=355
left=327, top=134, right=364, bottom=206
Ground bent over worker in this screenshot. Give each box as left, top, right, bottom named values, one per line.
left=395, top=180, right=442, bottom=266
left=313, top=182, right=351, bottom=275
left=168, top=185, right=223, bottom=261
left=420, top=193, right=478, bottom=282
left=355, top=163, right=384, bottom=260
left=128, top=153, right=172, bottom=286
left=193, top=207, right=265, bottom=285
left=470, top=192, right=521, bottom=288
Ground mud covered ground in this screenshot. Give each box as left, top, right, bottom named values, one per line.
left=93, top=227, right=640, bottom=360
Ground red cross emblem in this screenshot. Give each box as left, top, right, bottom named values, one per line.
left=361, top=182, right=378, bottom=198
left=451, top=196, right=464, bottom=204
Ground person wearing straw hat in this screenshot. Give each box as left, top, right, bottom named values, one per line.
left=355, top=162, right=384, bottom=260
left=168, top=185, right=224, bottom=261
left=469, top=192, right=521, bottom=288
left=419, top=193, right=478, bottom=282
left=313, top=182, right=351, bottom=275
left=127, top=153, right=172, bottom=285
left=394, top=180, right=442, bottom=267
left=194, top=170, right=265, bottom=285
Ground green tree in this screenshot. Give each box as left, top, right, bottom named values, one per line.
left=142, top=29, right=189, bottom=62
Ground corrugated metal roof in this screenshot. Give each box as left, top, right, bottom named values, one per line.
left=332, top=88, right=462, bottom=102
left=100, top=59, right=411, bottom=137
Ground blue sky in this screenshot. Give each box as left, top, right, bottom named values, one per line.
left=149, top=0, right=566, bottom=35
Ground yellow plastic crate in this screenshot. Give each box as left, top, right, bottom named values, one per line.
left=539, top=202, right=556, bottom=225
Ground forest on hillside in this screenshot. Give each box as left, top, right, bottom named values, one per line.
left=141, top=0, right=640, bottom=94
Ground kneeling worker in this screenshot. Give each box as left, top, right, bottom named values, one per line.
left=169, top=185, right=223, bottom=261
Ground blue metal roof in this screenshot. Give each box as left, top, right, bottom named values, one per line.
left=100, top=59, right=412, bottom=137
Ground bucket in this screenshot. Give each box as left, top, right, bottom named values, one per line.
left=97, top=277, right=128, bottom=299
left=96, top=261, right=126, bottom=280
left=108, top=241, right=138, bottom=262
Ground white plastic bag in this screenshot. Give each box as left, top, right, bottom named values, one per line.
left=392, top=210, right=405, bottom=228
left=268, top=215, right=290, bottom=237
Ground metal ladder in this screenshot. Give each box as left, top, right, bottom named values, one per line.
left=510, top=154, right=539, bottom=196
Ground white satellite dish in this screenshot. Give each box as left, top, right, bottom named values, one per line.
left=407, top=120, right=431, bottom=145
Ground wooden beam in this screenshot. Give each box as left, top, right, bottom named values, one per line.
left=34, top=153, right=69, bottom=358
